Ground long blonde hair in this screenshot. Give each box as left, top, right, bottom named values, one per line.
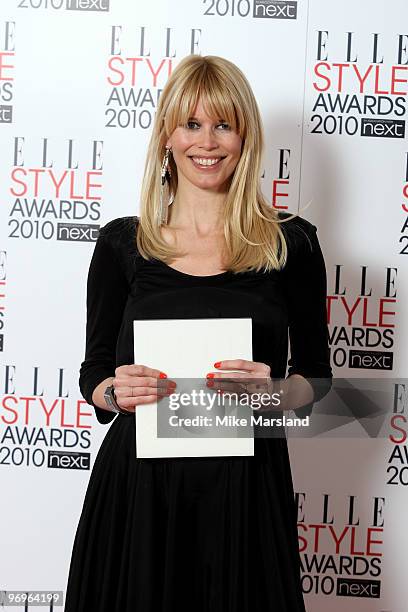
left=136, top=54, right=297, bottom=273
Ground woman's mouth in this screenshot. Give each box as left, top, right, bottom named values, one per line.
left=190, top=156, right=225, bottom=169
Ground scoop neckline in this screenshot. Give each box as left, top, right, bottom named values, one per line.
left=152, top=258, right=232, bottom=279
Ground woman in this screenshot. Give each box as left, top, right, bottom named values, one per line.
left=65, top=55, right=332, bottom=611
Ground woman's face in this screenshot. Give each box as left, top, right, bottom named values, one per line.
left=166, top=98, right=242, bottom=193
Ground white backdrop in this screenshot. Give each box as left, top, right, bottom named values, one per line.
left=0, top=0, right=407, bottom=610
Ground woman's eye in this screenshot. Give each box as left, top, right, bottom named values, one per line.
left=185, top=121, right=199, bottom=129
left=217, top=122, right=231, bottom=130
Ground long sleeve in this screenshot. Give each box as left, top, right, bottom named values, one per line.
left=281, top=217, right=333, bottom=415
left=79, top=220, right=130, bottom=424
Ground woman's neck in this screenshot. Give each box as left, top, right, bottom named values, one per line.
left=167, top=182, right=226, bottom=235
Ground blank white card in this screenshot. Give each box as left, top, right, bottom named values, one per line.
left=133, top=318, right=254, bottom=458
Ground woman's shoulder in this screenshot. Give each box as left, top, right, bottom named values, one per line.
left=277, top=211, right=318, bottom=255
left=97, top=216, right=141, bottom=264
left=98, top=215, right=139, bottom=240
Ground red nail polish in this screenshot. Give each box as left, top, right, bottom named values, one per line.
left=159, top=372, right=168, bottom=379
left=207, top=380, right=214, bottom=387
left=206, top=373, right=214, bottom=379
left=214, top=362, right=221, bottom=368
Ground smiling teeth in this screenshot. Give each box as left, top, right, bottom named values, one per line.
left=192, top=157, right=220, bottom=166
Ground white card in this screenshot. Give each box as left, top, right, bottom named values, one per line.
left=133, top=318, right=254, bottom=458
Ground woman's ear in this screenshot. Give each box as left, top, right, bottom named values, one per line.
left=166, top=139, right=172, bottom=148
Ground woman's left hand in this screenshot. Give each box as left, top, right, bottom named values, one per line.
left=206, top=359, right=281, bottom=409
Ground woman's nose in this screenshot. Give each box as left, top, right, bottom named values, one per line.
left=197, top=126, right=218, bottom=149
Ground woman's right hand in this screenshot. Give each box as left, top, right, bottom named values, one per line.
left=112, top=364, right=177, bottom=414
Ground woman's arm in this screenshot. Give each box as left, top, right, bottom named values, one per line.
left=281, top=218, right=333, bottom=415
left=91, top=376, right=115, bottom=410
left=79, top=220, right=130, bottom=424
left=274, top=374, right=314, bottom=412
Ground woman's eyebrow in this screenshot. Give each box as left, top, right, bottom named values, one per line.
left=187, top=116, right=227, bottom=122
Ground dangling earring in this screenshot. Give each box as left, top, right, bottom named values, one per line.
left=158, top=146, right=173, bottom=226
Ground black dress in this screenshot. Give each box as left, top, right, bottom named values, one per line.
left=65, top=214, right=332, bottom=612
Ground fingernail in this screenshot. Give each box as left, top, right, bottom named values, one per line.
left=214, top=362, right=221, bottom=368
left=206, top=373, right=214, bottom=379
left=207, top=380, right=214, bottom=387
left=168, top=381, right=177, bottom=388
left=159, top=372, right=168, bottom=379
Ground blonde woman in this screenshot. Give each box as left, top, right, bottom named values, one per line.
left=65, top=55, right=332, bottom=611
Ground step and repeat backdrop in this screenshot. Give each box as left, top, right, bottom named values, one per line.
left=0, top=0, right=407, bottom=610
